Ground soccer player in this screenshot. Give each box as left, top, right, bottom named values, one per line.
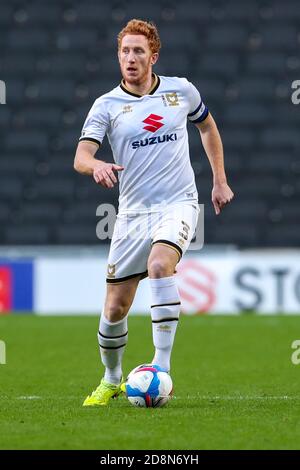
left=74, top=19, right=234, bottom=406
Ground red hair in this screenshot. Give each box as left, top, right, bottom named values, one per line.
left=118, top=19, right=161, bottom=54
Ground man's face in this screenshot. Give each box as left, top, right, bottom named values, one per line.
left=118, top=34, right=158, bottom=85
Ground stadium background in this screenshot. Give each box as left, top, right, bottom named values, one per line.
left=1, top=0, right=300, bottom=314
left=1, top=0, right=300, bottom=451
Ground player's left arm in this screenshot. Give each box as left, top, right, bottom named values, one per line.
left=195, top=113, right=234, bottom=215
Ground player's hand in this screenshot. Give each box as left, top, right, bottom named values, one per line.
left=212, top=182, right=234, bottom=215
left=93, top=162, right=124, bottom=188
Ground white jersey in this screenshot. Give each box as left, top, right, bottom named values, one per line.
left=79, top=74, right=209, bottom=213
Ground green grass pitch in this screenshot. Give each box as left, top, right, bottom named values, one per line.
left=0, top=314, right=300, bottom=450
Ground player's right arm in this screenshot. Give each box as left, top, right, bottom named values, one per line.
left=74, top=96, right=124, bottom=188
left=74, top=141, right=124, bottom=188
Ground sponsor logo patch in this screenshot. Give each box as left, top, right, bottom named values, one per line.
left=142, top=114, right=164, bottom=133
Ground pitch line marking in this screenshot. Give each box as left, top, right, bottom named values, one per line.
left=174, top=395, right=300, bottom=400
left=0, top=395, right=298, bottom=401
left=17, top=396, right=42, bottom=400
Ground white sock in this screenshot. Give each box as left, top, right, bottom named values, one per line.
left=149, top=276, right=180, bottom=372
left=97, top=314, right=128, bottom=385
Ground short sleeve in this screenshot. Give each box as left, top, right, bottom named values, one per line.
left=186, top=81, right=209, bottom=124
left=79, top=98, right=110, bottom=146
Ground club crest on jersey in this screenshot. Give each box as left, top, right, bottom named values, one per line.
left=161, top=92, right=180, bottom=107
left=107, top=264, right=116, bottom=278
left=142, top=114, right=164, bottom=133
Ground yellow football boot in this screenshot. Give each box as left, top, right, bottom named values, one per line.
left=83, top=378, right=123, bottom=407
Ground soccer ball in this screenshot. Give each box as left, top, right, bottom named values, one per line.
left=124, top=363, right=173, bottom=408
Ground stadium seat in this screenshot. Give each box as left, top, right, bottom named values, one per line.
left=0, top=178, right=23, bottom=201
left=18, top=3, right=61, bottom=26
left=38, top=54, right=86, bottom=78
left=24, top=79, right=75, bottom=104
left=276, top=201, right=300, bottom=222
left=235, top=78, right=276, bottom=101
left=271, top=104, right=300, bottom=125
left=192, top=79, right=226, bottom=102
left=46, top=157, right=75, bottom=176
left=72, top=3, right=111, bottom=24
left=261, top=127, right=300, bottom=149
left=4, top=79, right=25, bottom=104
left=75, top=181, right=119, bottom=204
left=247, top=53, right=287, bottom=75
left=4, top=225, right=50, bottom=245
left=0, top=203, right=10, bottom=224
left=13, top=106, right=62, bottom=129
left=5, top=131, right=48, bottom=152
left=273, top=0, right=300, bottom=19
left=157, top=51, right=191, bottom=76
left=63, top=202, right=99, bottom=222
left=18, top=203, right=62, bottom=223
left=265, top=226, right=300, bottom=247
left=55, top=224, right=100, bottom=244
left=0, top=108, right=11, bottom=128
left=221, top=128, right=256, bottom=149
left=223, top=200, right=267, bottom=221
left=23, top=177, right=74, bottom=203
left=0, top=5, right=12, bottom=25
left=206, top=25, right=248, bottom=50
left=223, top=1, right=258, bottom=20
left=87, top=79, right=121, bottom=100
left=224, top=103, right=270, bottom=125
left=0, top=55, right=36, bottom=78
left=231, top=177, right=280, bottom=197
left=247, top=152, right=293, bottom=173
left=0, top=155, right=36, bottom=177
left=7, top=29, right=50, bottom=50
left=197, top=53, right=239, bottom=78
left=175, top=1, right=211, bottom=21
left=260, top=25, right=297, bottom=50
left=210, top=222, right=259, bottom=245
left=158, top=26, right=199, bottom=49
left=55, top=28, right=99, bottom=51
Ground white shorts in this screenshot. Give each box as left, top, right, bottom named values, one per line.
left=106, top=202, right=199, bottom=283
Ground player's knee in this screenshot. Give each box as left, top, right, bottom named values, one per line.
left=104, top=302, right=129, bottom=322
left=148, top=259, right=171, bottom=278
